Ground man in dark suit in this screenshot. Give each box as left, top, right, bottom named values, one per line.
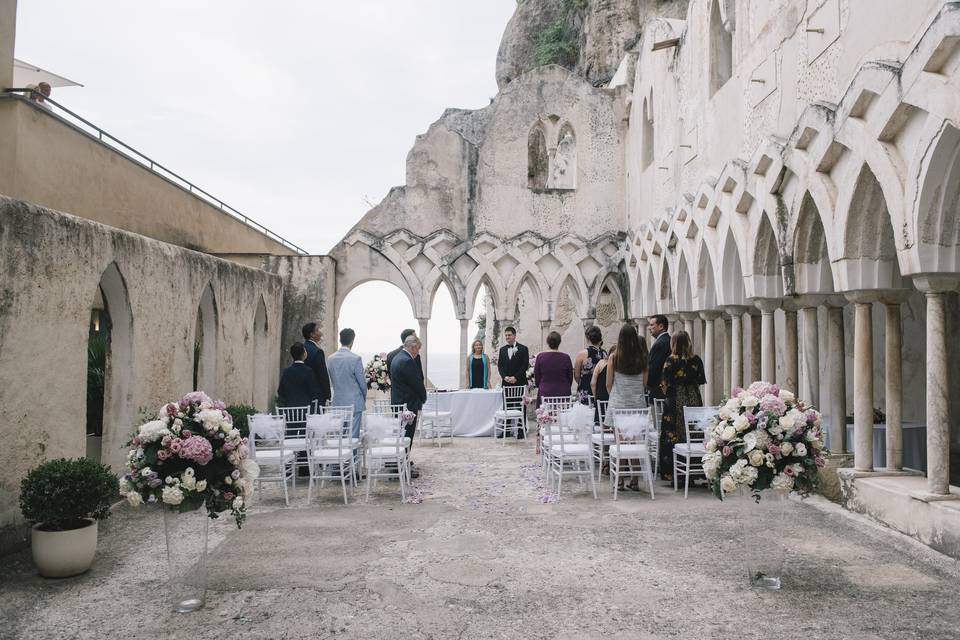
left=390, top=335, right=427, bottom=478
left=277, top=342, right=320, bottom=408
left=386, top=328, right=423, bottom=380
left=646, top=314, right=671, bottom=401
left=497, top=326, right=530, bottom=438
left=302, top=321, right=331, bottom=407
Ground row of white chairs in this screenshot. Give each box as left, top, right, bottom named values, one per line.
left=248, top=404, right=415, bottom=505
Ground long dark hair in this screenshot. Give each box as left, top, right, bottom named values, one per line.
left=614, top=324, right=647, bottom=375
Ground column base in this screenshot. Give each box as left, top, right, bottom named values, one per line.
left=909, top=490, right=960, bottom=503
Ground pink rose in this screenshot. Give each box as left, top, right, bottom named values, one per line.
left=722, top=446, right=733, bottom=457
left=181, top=430, right=192, bottom=439
left=166, top=402, right=180, bottom=416
left=170, top=438, right=183, bottom=453
left=161, top=435, right=172, bottom=447
left=768, top=444, right=781, bottom=456
left=744, top=411, right=757, bottom=425
left=157, top=450, right=169, bottom=461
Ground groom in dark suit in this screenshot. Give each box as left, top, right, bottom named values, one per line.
left=497, top=326, right=529, bottom=438
left=390, top=335, right=427, bottom=478
left=647, top=314, right=671, bottom=401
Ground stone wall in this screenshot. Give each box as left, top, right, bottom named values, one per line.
left=0, top=196, right=283, bottom=547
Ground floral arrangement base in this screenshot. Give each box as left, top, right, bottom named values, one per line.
left=164, top=506, right=209, bottom=613
left=724, top=486, right=794, bottom=590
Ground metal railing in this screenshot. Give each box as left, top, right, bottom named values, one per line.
left=2, top=87, right=308, bottom=255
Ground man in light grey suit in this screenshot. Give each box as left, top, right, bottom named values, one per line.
left=326, top=328, right=367, bottom=439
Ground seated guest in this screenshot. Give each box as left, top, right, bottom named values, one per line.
left=277, top=342, right=320, bottom=408
left=466, top=339, right=490, bottom=389
left=533, top=331, right=573, bottom=406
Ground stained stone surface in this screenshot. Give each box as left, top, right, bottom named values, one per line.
left=2, top=438, right=959, bottom=640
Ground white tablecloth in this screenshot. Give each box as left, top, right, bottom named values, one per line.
left=426, top=389, right=503, bottom=437
left=822, top=420, right=926, bottom=472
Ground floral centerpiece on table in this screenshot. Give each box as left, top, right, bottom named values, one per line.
left=120, top=391, right=259, bottom=528
left=364, top=353, right=391, bottom=391
left=703, top=381, right=827, bottom=500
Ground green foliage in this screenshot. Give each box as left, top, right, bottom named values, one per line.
left=226, top=404, right=258, bottom=438
left=20, top=458, right=118, bottom=531
left=86, top=334, right=107, bottom=437
left=535, top=19, right=579, bottom=68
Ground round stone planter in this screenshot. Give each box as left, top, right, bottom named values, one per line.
left=31, top=518, right=98, bottom=578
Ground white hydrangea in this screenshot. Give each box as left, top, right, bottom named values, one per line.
left=771, top=473, right=795, bottom=491
left=197, top=409, right=228, bottom=431
left=138, top=420, right=171, bottom=443
left=161, top=486, right=184, bottom=505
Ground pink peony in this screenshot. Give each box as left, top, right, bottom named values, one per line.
left=759, top=394, right=787, bottom=416
left=179, top=436, right=214, bottom=465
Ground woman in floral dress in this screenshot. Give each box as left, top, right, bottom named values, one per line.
left=658, top=330, right=706, bottom=481
left=574, top=325, right=606, bottom=405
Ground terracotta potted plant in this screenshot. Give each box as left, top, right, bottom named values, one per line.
left=19, top=457, right=118, bottom=578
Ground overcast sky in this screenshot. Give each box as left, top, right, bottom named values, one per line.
left=15, top=1, right=516, bottom=383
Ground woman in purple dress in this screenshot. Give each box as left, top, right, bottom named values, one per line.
left=534, top=331, right=574, bottom=406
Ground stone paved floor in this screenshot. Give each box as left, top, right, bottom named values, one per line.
left=2, top=437, right=960, bottom=640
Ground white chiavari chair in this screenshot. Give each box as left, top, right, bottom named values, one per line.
left=420, top=391, right=454, bottom=447
left=608, top=408, right=655, bottom=500
left=494, top=385, right=527, bottom=443
left=674, top=406, right=719, bottom=498
left=544, top=400, right=597, bottom=500
left=248, top=414, right=295, bottom=505
left=305, top=412, right=354, bottom=505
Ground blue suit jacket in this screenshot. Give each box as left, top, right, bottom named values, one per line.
left=277, top=362, right=320, bottom=408
left=326, top=347, right=366, bottom=411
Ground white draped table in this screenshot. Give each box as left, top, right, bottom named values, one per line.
left=427, top=389, right=503, bottom=437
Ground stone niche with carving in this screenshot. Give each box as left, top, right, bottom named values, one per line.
left=527, top=115, right=577, bottom=192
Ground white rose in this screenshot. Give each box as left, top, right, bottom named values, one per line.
left=720, top=475, right=737, bottom=494
left=748, top=450, right=764, bottom=466
left=195, top=480, right=208, bottom=492
left=771, top=473, right=795, bottom=491
left=705, top=438, right=718, bottom=453
left=232, top=496, right=244, bottom=509
left=161, top=486, right=184, bottom=505
left=794, top=442, right=807, bottom=457
left=126, top=492, right=143, bottom=507
left=780, top=413, right=795, bottom=430
left=778, top=390, right=795, bottom=403
left=725, top=398, right=741, bottom=411
left=720, top=426, right=737, bottom=441
left=741, top=395, right=759, bottom=409
left=181, top=475, right=196, bottom=490
left=780, top=442, right=794, bottom=456
left=733, top=415, right=750, bottom=433
left=165, top=475, right=177, bottom=485
left=718, top=406, right=732, bottom=420
left=703, top=451, right=721, bottom=478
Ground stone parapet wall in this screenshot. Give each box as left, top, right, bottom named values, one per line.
left=0, top=196, right=283, bottom=543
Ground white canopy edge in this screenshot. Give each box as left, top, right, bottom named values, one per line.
left=13, top=58, right=83, bottom=89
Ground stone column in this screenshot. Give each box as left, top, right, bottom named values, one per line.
left=417, top=318, right=429, bottom=385
left=680, top=312, right=697, bottom=337
left=699, top=311, right=721, bottom=405
left=723, top=306, right=748, bottom=390
left=0, top=1, right=16, bottom=91
left=666, top=313, right=681, bottom=337
left=846, top=292, right=875, bottom=472
left=754, top=299, right=780, bottom=382
left=781, top=301, right=799, bottom=394
left=722, top=315, right=732, bottom=396
left=826, top=299, right=848, bottom=453
left=795, top=295, right=824, bottom=408
left=459, top=318, right=470, bottom=389
left=873, top=291, right=909, bottom=471
left=913, top=275, right=960, bottom=496
left=748, top=310, right=762, bottom=383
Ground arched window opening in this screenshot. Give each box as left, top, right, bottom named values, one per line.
left=193, top=284, right=219, bottom=395
left=709, top=0, right=734, bottom=95
left=251, top=300, right=269, bottom=410
left=641, top=98, right=655, bottom=170
left=528, top=126, right=549, bottom=190
left=548, top=123, right=577, bottom=190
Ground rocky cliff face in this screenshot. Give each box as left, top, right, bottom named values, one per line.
left=496, top=0, right=689, bottom=89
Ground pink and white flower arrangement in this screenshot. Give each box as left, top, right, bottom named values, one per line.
left=364, top=353, right=391, bottom=391
left=526, top=354, right=536, bottom=387
left=400, top=409, right=416, bottom=426
left=120, top=391, right=259, bottom=527
left=703, top=381, right=827, bottom=500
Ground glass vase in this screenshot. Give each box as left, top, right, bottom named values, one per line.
left=163, top=506, right=209, bottom=613
left=724, top=487, right=793, bottom=590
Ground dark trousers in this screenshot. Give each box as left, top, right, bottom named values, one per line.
left=404, top=415, right=418, bottom=454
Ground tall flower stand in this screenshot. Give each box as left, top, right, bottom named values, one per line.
left=723, top=488, right=793, bottom=590
left=163, top=506, right=210, bottom=612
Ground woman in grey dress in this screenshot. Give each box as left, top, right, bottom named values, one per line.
left=604, top=324, right=649, bottom=490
